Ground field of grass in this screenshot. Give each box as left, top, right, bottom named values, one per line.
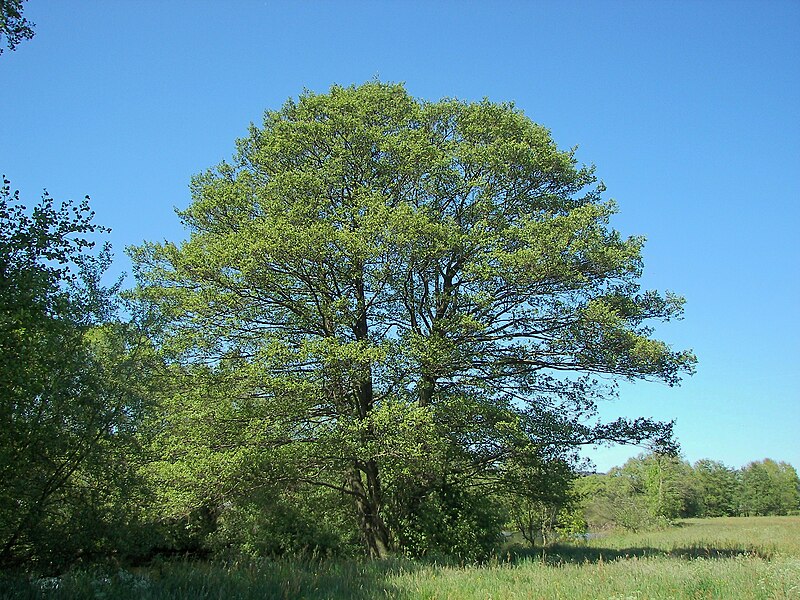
left=2, top=516, right=798, bottom=599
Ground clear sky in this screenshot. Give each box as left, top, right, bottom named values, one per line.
left=2, top=0, right=798, bottom=473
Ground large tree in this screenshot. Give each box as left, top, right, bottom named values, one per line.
left=132, top=82, right=695, bottom=557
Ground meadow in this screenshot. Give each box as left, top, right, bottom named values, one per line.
left=2, top=516, right=798, bottom=600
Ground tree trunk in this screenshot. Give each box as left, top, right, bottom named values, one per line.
left=418, top=373, right=435, bottom=407
left=348, top=464, right=391, bottom=558
left=349, top=268, right=391, bottom=557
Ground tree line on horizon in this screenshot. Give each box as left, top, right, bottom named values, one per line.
left=2, top=82, right=793, bottom=574
left=574, top=454, right=800, bottom=534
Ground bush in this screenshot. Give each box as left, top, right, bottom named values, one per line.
left=386, top=482, right=505, bottom=562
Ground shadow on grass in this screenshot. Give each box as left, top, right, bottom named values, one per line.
left=508, top=542, right=774, bottom=565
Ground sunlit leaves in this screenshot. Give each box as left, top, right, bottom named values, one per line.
left=130, top=82, right=696, bottom=557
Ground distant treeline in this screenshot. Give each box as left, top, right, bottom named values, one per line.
left=576, top=454, right=800, bottom=532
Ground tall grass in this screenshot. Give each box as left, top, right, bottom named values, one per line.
left=2, top=517, right=798, bottom=599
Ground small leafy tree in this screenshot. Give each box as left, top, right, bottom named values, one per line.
left=638, top=453, right=698, bottom=519
left=578, top=469, right=660, bottom=532
left=580, top=452, right=698, bottom=531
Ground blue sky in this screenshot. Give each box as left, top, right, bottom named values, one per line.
left=2, top=0, right=798, bottom=473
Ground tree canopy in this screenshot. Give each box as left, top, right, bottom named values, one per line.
left=131, top=82, right=696, bottom=557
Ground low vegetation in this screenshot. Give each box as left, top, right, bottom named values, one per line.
left=1, top=517, right=798, bottom=599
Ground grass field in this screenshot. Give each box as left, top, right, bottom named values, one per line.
left=2, top=516, right=798, bottom=599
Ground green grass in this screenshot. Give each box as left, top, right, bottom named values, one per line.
left=584, top=516, right=800, bottom=557
left=392, top=518, right=800, bottom=599
left=2, top=517, right=799, bottom=599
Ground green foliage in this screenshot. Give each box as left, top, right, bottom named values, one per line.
left=0, top=179, right=149, bottom=569
left=501, top=452, right=586, bottom=545
left=206, top=486, right=355, bottom=559
left=692, top=459, right=739, bottom=517
left=636, top=453, right=699, bottom=519
left=739, top=459, right=800, bottom=516
left=578, top=472, right=665, bottom=532
left=579, top=455, right=800, bottom=531
left=579, top=453, right=700, bottom=531
left=130, top=81, right=695, bottom=558
left=385, top=481, right=506, bottom=562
